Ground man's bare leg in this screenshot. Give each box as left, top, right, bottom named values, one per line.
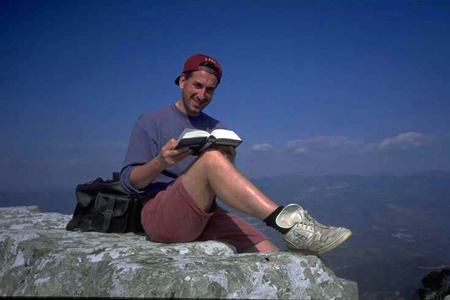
left=241, top=240, right=280, bottom=253
left=181, top=149, right=351, bottom=255
left=181, top=149, right=278, bottom=220
left=181, top=150, right=280, bottom=253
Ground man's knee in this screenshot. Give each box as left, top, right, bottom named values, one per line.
left=183, top=148, right=230, bottom=176
left=198, top=148, right=229, bottom=166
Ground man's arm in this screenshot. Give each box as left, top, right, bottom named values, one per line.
left=129, top=139, right=191, bottom=189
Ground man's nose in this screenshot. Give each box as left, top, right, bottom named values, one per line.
left=197, top=88, right=206, bottom=100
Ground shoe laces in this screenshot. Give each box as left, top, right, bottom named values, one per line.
left=294, top=209, right=328, bottom=231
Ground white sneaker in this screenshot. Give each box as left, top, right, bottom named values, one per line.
left=276, top=204, right=352, bottom=255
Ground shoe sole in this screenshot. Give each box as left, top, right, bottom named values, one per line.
left=285, top=230, right=352, bottom=255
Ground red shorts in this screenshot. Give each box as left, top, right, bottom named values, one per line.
left=140, top=177, right=267, bottom=253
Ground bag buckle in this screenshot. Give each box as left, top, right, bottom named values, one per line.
left=102, top=196, right=116, bottom=232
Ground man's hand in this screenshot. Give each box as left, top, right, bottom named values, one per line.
left=130, top=139, right=191, bottom=190
left=216, top=145, right=237, bottom=164
left=155, top=139, right=192, bottom=169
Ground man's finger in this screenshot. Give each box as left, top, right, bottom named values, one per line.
left=165, top=146, right=190, bottom=157
left=178, top=146, right=192, bottom=153
left=174, top=147, right=191, bottom=157
left=170, top=148, right=192, bottom=159
left=163, top=139, right=179, bottom=151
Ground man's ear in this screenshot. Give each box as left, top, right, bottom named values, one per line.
left=178, top=74, right=186, bottom=89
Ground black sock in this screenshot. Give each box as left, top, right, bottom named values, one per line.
left=263, top=206, right=291, bottom=234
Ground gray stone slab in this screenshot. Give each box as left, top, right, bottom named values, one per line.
left=0, top=206, right=358, bottom=299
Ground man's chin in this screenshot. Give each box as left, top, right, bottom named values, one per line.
left=187, top=107, right=202, bottom=116
left=190, top=105, right=204, bottom=114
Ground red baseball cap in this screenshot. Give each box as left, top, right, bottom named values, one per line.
left=174, top=53, right=223, bottom=86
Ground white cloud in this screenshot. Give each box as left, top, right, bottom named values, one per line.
left=294, top=147, right=308, bottom=154
left=286, top=135, right=364, bottom=154
left=251, top=143, right=275, bottom=152
left=365, top=132, right=436, bottom=151
left=285, top=132, right=438, bottom=155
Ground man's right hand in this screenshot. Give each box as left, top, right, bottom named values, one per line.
left=130, top=139, right=191, bottom=190
left=155, top=139, right=192, bottom=169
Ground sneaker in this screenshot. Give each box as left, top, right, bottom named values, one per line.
left=276, top=204, right=352, bottom=255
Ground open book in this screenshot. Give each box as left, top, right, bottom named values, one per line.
left=175, top=128, right=242, bottom=155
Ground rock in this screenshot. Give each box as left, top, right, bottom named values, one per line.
left=0, top=206, right=358, bottom=299
left=413, top=268, right=450, bottom=300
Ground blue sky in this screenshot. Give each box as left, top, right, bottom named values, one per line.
left=1, top=0, right=449, bottom=191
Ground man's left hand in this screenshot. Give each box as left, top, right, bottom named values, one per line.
left=216, top=146, right=236, bottom=164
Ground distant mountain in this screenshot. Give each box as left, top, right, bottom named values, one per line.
left=407, top=170, right=450, bottom=180
left=0, top=189, right=76, bottom=215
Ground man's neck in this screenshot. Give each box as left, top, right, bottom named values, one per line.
left=174, top=100, right=185, bottom=114
left=174, top=100, right=200, bottom=117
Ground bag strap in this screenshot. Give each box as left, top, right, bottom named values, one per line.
left=102, top=195, right=116, bottom=232
left=161, top=169, right=178, bottom=179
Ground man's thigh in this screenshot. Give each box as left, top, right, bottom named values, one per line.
left=140, top=178, right=217, bottom=243
left=180, top=149, right=231, bottom=212
left=197, top=207, right=268, bottom=253
left=140, top=176, right=268, bottom=252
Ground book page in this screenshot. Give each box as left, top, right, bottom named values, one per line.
left=177, top=128, right=210, bottom=142
left=210, top=129, right=242, bottom=141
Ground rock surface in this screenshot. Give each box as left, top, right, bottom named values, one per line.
left=0, top=206, right=358, bottom=299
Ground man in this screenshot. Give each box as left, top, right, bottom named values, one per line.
left=120, top=53, right=352, bottom=254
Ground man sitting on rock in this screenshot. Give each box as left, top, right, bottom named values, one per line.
left=120, top=53, right=352, bottom=254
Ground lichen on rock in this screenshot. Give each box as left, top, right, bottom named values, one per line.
left=0, top=206, right=358, bottom=299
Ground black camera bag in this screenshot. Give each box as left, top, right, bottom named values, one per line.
left=66, top=175, right=144, bottom=234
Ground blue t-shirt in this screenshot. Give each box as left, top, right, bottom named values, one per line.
left=120, top=104, right=225, bottom=197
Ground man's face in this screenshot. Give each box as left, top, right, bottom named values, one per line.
left=178, top=70, right=218, bottom=117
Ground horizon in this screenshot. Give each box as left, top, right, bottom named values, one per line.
left=1, top=168, right=448, bottom=193
left=2, top=0, right=450, bottom=191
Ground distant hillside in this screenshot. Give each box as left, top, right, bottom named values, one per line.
left=0, top=189, right=76, bottom=215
